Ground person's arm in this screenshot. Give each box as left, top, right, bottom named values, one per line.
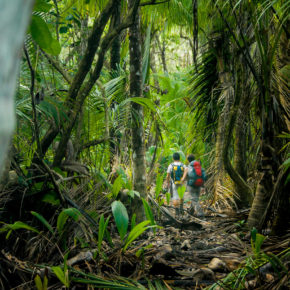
left=181, top=167, right=188, bottom=183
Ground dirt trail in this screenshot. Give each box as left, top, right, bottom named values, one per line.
left=139, top=201, right=249, bottom=289
left=135, top=195, right=289, bottom=290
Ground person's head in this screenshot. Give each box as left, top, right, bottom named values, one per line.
left=172, top=152, right=180, bottom=161
left=187, top=154, right=195, bottom=163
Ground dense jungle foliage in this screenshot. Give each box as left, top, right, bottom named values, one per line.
left=0, top=0, right=289, bottom=289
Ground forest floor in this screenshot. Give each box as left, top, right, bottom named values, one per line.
left=1, top=187, right=289, bottom=289
left=119, top=196, right=290, bottom=290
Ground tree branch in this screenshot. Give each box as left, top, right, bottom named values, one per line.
left=140, top=0, right=169, bottom=6
left=65, top=0, right=115, bottom=106
left=24, top=46, right=43, bottom=159
left=53, top=0, right=141, bottom=166
left=41, top=50, right=72, bottom=84
left=36, top=0, right=115, bottom=159
left=80, top=138, right=109, bottom=151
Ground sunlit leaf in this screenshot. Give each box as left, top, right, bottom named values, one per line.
left=141, top=198, right=155, bottom=226
left=33, top=0, right=52, bottom=12
left=57, top=208, right=82, bottom=234
left=0, top=221, right=39, bottom=234
left=111, top=201, right=128, bottom=241
left=51, top=266, right=69, bottom=287
left=30, top=15, right=61, bottom=55
left=112, top=175, right=123, bottom=198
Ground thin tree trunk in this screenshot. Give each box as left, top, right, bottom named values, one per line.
left=192, top=0, right=198, bottom=66
left=155, top=35, right=168, bottom=74
left=150, top=45, right=160, bottom=93
left=73, top=108, right=84, bottom=160
left=110, top=1, right=121, bottom=72
left=129, top=1, right=146, bottom=222
left=109, top=0, right=121, bottom=169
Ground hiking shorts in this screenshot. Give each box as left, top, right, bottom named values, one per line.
left=170, top=182, right=183, bottom=200
left=187, top=185, right=204, bottom=217
left=187, top=185, right=201, bottom=202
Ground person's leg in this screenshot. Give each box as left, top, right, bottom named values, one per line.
left=171, top=183, right=180, bottom=215
left=188, top=186, right=204, bottom=217
left=171, top=183, right=179, bottom=205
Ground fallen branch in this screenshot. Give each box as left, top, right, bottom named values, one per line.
left=148, top=196, right=203, bottom=231
left=56, top=175, right=88, bottom=184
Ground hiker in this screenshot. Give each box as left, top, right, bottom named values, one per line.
left=165, top=152, right=185, bottom=208
left=181, top=154, right=206, bottom=217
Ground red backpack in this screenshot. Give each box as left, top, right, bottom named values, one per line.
left=187, top=161, right=205, bottom=187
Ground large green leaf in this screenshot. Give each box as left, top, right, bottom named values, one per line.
left=0, top=221, right=40, bottom=236
left=30, top=15, right=61, bottom=55
left=98, top=214, right=110, bottom=253
left=123, top=220, right=152, bottom=251
left=57, top=208, right=82, bottom=234
left=111, top=201, right=128, bottom=241
left=155, top=172, right=163, bottom=199
left=121, top=97, right=157, bottom=112
left=177, top=185, right=186, bottom=199
left=112, top=175, right=123, bottom=198
left=141, top=198, right=155, bottom=226
left=33, top=0, right=52, bottom=12
left=254, top=233, right=266, bottom=255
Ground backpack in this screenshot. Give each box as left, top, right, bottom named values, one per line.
left=187, top=160, right=206, bottom=187
left=171, top=163, right=184, bottom=184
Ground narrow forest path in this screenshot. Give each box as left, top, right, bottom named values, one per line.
left=125, top=198, right=289, bottom=289
left=138, top=203, right=249, bottom=289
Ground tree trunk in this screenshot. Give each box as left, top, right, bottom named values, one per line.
left=270, top=23, right=290, bottom=234
left=269, top=168, right=290, bottom=235
left=210, top=38, right=231, bottom=203
left=110, top=1, right=121, bottom=72
left=0, top=0, right=33, bottom=177
left=129, top=1, right=146, bottom=222
left=247, top=144, right=274, bottom=230
left=109, top=0, right=121, bottom=169
left=222, top=66, right=253, bottom=207
left=233, top=67, right=253, bottom=208
left=247, top=12, right=280, bottom=230
left=233, top=106, right=251, bottom=208
left=150, top=45, right=160, bottom=93
left=155, top=35, right=168, bottom=74
left=53, top=0, right=141, bottom=166
left=248, top=21, right=290, bottom=231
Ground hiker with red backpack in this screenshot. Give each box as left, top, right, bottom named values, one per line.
left=181, top=154, right=207, bottom=217
left=166, top=152, right=185, bottom=210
